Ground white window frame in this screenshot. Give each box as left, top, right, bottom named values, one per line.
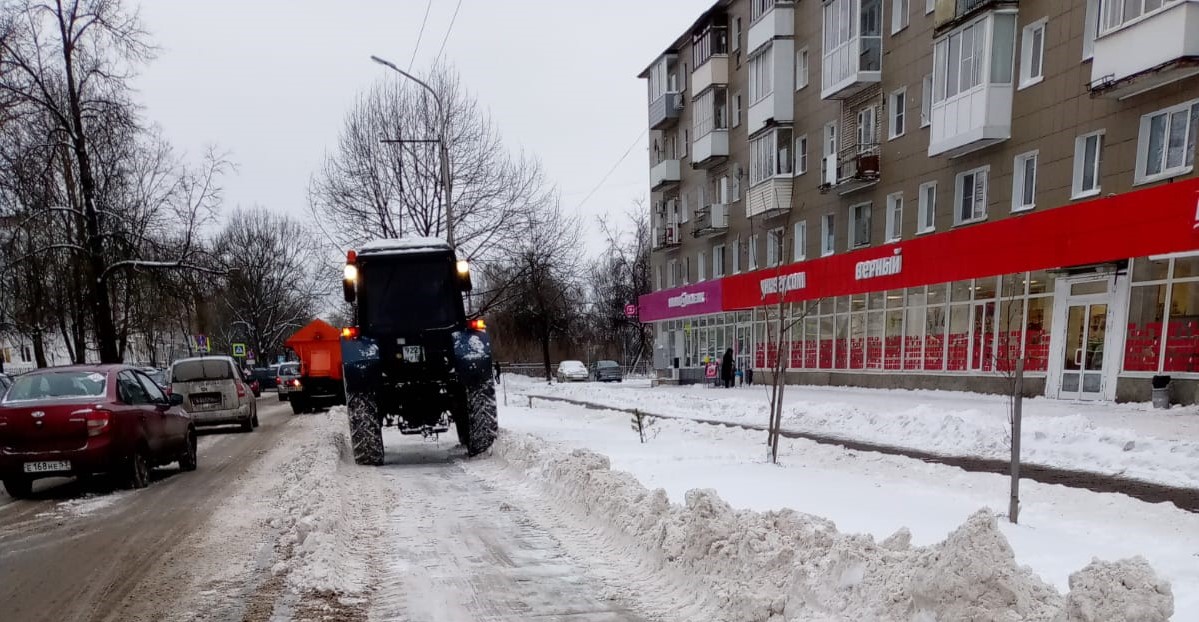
left=683, top=256, right=691, bottom=284
left=1072, top=130, right=1104, bottom=199
left=667, top=259, right=678, bottom=287
left=795, top=134, right=808, bottom=175
left=925, top=0, right=934, bottom=14
left=1012, top=150, right=1038, bottom=212
left=1082, top=0, right=1099, bottom=60
left=732, top=239, right=742, bottom=273
left=857, top=106, right=877, bottom=148
left=795, top=47, right=809, bottom=91
left=920, top=74, right=932, bottom=127
left=1100, top=0, right=1184, bottom=37
left=749, top=45, right=774, bottom=104
left=750, top=128, right=794, bottom=185
left=1018, top=17, right=1047, bottom=90
left=885, top=192, right=903, bottom=242
left=888, top=87, right=906, bottom=139
left=698, top=251, right=707, bottom=281
left=731, top=163, right=742, bottom=201
left=748, top=234, right=760, bottom=270
left=821, top=213, right=835, bottom=256
left=954, top=165, right=989, bottom=225
left=1134, top=98, right=1199, bottom=185
left=766, top=227, right=784, bottom=267
left=892, top=0, right=909, bottom=34
left=655, top=264, right=663, bottom=290
left=732, top=92, right=743, bottom=127
left=713, top=244, right=725, bottom=277
left=850, top=202, right=872, bottom=249
left=793, top=220, right=807, bottom=261
left=733, top=16, right=742, bottom=52
left=917, top=181, right=936, bottom=234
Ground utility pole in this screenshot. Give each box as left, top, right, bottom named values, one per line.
left=370, top=55, right=454, bottom=246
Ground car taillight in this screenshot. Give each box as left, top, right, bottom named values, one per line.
left=341, top=326, right=359, bottom=339
left=86, top=409, right=111, bottom=437
left=236, top=382, right=247, bottom=398
left=469, top=318, right=486, bottom=331
left=276, top=377, right=282, bottom=386
left=292, top=379, right=301, bottom=387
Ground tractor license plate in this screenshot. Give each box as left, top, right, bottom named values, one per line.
left=402, top=346, right=423, bottom=363
left=24, top=460, right=70, bottom=474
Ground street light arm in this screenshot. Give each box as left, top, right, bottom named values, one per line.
left=370, top=55, right=443, bottom=114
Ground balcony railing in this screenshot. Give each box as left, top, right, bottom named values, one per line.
left=653, top=223, right=683, bottom=250
left=649, top=92, right=683, bottom=130
left=820, top=144, right=880, bottom=194
left=692, top=203, right=729, bottom=237
left=692, top=130, right=729, bottom=167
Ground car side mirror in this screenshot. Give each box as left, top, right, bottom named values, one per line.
left=169, top=393, right=184, bottom=407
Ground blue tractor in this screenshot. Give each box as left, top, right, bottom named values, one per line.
left=340, top=238, right=497, bottom=464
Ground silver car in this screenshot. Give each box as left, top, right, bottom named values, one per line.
left=275, top=362, right=300, bottom=401
left=169, top=356, right=259, bottom=432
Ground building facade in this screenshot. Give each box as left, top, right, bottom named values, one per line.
left=639, top=0, right=1199, bottom=403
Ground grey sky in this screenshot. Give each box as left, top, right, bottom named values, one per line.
left=135, top=0, right=712, bottom=255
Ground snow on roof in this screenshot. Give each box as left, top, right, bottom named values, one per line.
left=357, top=237, right=452, bottom=255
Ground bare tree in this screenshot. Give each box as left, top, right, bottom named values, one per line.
left=584, top=202, right=652, bottom=367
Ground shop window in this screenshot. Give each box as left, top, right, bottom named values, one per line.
left=1024, top=296, right=1053, bottom=372
left=867, top=310, right=885, bottom=369
left=820, top=315, right=835, bottom=369
left=885, top=309, right=904, bottom=370
left=849, top=311, right=867, bottom=369
left=835, top=314, right=850, bottom=369
left=1165, top=281, right=1199, bottom=373
left=995, top=299, right=1024, bottom=372
left=1133, top=256, right=1170, bottom=281
left=904, top=297, right=926, bottom=371
left=1175, top=256, right=1199, bottom=279
left=1124, top=284, right=1166, bottom=372
left=924, top=295, right=947, bottom=371
left=804, top=316, right=819, bottom=368
left=947, top=304, right=971, bottom=371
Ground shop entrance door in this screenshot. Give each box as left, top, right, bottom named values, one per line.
left=1049, top=276, right=1121, bottom=401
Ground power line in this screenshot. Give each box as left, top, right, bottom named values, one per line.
left=407, top=0, right=434, bottom=71
left=575, top=129, right=647, bottom=211
left=433, top=0, right=465, bottom=65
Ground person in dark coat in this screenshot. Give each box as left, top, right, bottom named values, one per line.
left=720, top=348, right=735, bottom=389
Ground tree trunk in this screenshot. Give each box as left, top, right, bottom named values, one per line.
left=32, top=329, right=47, bottom=368
left=540, top=324, right=553, bottom=382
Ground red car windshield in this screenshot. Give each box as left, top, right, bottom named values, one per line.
left=3, top=371, right=107, bottom=402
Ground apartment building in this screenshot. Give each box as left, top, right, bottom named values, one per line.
left=638, top=0, right=1199, bottom=403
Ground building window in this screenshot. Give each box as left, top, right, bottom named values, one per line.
left=732, top=92, right=742, bottom=127
left=821, top=213, right=835, bottom=256
left=692, top=17, right=729, bottom=68
left=933, top=14, right=1015, bottom=104
left=766, top=227, right=785, bottom=266
left=920, top=74, right=932, bottom=127
left=850, top=202, right=871, bottom=249
left=1073, top=131, right=1104, bottom=199
left=925, top=0, right=934, bottom=14
left=917, top=181, right=936, bottom=233
left=824, top=0, right=883, bottom=88
left=857, top=106, right=877, bottom=149
left=1012, top=151, right=1038, bottom=212
left=749, top=45, right=774, bottom=104
left=1019, top=18, right=1046, bottom=90
left=892, top=0, right=909, bottom=34
left=795, top=135, right=808, bottom=175
left=1082, top=0, right=1099, bottom=60
left=683, top=256, right=691, bottom=284
left=1135, top=98, right=1199, bottom=184
left=1100, top=0, right=1184, bottom=36
left=954, top=166, right=988, bottom=224
left=667, top=259, right=677, bottom=287
left=731, top=163, right=742, bottom=200
left=733, top=16, right=742, bottom=51
left=655, top=265, right=663, bottom=290
left=1126, top=256, right=1199, bottom=374
left=748, top=234, right=760, bottom=270
left=751, top=0, right=778, bottom=22
left=698, top=251, right=707, bottom=281
left=694, top=87, right=729, bottom=137
left=713, top=244, right=725, bottom=277
left=796, top=48, right=809, bottom=90
left=885, top=192, right=903, bottom=242
left=732, top=239, right=742, bottom=273
left=794, top=220, right=807, bottom=261
left=888, top=87, right=906, bottom=139
left=750, top=128, right=794, bottom=185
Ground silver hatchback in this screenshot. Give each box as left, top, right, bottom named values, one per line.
left=169, top=356, right=259, bottom=432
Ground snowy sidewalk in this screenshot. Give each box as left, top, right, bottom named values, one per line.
left=509, top=376, right=1199, bottom=490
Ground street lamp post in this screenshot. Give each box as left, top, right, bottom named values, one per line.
left=370, top=55, right=454, bottom=247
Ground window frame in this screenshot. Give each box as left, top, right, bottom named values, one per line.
left=748, top=234, right=760, bottom=270
left=1012, top=150, right=1038, bottom=212
left=1134, top=98, right=1199, bottom=185
left=954, top=165, right=989, bottom=225
left=712, top=244, right=726, bottom=277
left=732, top=92, right=743, bottom=127
left=795, top=134, right=809, bottom=175
left=793, top=220, right=807, bottom=261
left=885, top=192, right=903, bottom=242
left=821, top=213, right=836, bottom=257
left=1072, top=130, right=1104, bottom=199
left=891, top=0, right=910, bottom=35
left=850, top=202, right=872, bottom=249
left=732, top=239, right=742, bottom=273
left=766, top=226, right=785, bottom=267
left=920, top=74, right=932, bottom=128
left=795, top=47, right=809, bottom=91
left=917, top=181, right=937, bottom=234
left=1018, top=17, right=1047, bottom=90
left=698, top=250, right=707, bottom=281
left=888, top=87, right=907, bottom=139
left=1099, top=0, right=1184, bottom=37
left=749, top=44, right=775, bottom=105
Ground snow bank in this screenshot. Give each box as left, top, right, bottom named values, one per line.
left=516, top=379, right=1199, bottom=489
left=493, top=430, right=1174, bottom=622
left=267, top=406, right=376, bottom=595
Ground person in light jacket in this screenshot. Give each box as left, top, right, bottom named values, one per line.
left=720, top=348, right=735, bottom=389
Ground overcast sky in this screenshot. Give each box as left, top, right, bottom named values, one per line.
left=134, top=0, right=712, bottom=255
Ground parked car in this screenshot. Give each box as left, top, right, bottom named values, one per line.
left=275, top=362, right=300, bottom=402
left=168, top=356, right=259, bottom=432
left=250, top=367, right=278, bottom=391
left=0, top=365, right=196, bottom=498
left=590, top=360, right=623, bottom=382
left=556, top=360, right=588, bottom=383
left=142, top=368, right=168, bottom=389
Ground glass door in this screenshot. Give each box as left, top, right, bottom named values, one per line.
left=1060, top=302, right=1108, bottom=400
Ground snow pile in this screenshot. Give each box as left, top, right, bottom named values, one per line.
left=517, top=379, right=1199, bottom=489
left=267, top=406, right=373, bottom=595
left=493, top=430, right=1174, bottom=622
left=1066, top=558, right=1174, bottom=622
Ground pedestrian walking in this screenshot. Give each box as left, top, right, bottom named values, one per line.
left=494, top=361, right=502, bottom=384
left=721, top=348, right=735, bottom=389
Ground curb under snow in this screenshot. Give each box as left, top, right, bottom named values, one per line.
left=492, top=431, right=1175, bottom=622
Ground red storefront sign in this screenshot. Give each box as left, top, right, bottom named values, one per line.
left=723, top=178, right=1199, bottom=309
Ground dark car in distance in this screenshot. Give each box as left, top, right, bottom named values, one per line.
left=590, top=360, right=623, bottom=382
left=0, top=365, right=197, bottom=498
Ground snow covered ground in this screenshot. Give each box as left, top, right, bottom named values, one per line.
left=498, top=400, right=1195, bottom=619
left=509, top=376, right=1199, bottom=489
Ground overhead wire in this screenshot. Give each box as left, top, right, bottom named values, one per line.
left=574, top=129, right=648, bottom=212
left=433, top=0, right=465, bottom=65
left=407, top=0, right=434, bottom=71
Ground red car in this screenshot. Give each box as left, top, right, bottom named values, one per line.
left=0, top=365, right=197, bottom=498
